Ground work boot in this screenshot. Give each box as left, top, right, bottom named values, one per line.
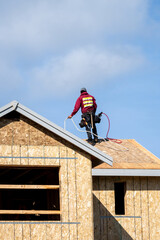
left=87, top=139, right=97, bottom=146
left=87, top=139, right=93, bottom=144
left=94, top=138, right=98, bottom=144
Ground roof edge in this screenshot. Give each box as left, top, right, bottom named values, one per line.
left=0, top=100, right=19, bottom=117
left=129, top=139, right=160, bottom=162
left=92, top=168, right=160, bottom=176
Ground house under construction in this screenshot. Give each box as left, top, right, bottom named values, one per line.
left=0, top=101, right=159, bottom=240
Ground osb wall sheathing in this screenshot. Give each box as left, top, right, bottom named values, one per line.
left=0, top=116, right=94, bottom=239
left=93, top=176, right=160, bottom=240
left=0, top=115, right=66, bottom=146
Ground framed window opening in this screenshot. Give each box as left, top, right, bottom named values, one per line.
left=0, top=166, right=60, bottom=221
left=114, top=182, right=126, bottom=215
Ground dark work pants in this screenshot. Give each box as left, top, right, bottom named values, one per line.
left=82, top=112, right=98, bottom=140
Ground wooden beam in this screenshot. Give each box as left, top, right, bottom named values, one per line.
left=0, top=185, right=59, bottom=189
left=0, top=210, right=60, bottom=214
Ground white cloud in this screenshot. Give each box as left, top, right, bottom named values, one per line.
left=0, top=0, right=148, bottom=55
left=0, top=0, right=156, bottom=100
left=30, top=46, right=145, bottom=98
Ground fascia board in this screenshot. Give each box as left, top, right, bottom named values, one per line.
left=0, top=101, right=18, bottom=117
left=16, top=103, right=113, bottom=166
left=92, top=169, right=160, bottom=176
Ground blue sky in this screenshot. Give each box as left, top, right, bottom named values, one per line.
left=0, top=0, right=160, bottom=158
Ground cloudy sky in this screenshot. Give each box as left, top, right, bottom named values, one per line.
left=0, top=0, right=160, bottom=157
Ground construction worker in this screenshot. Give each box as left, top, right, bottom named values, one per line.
left=68, top=88, right=98, bottom=143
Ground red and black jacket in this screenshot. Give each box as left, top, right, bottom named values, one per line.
left=71, top=92, right=97, bottom=117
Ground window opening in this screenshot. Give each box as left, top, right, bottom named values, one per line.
left=0, top=167, right=60, bottom=221
left=114, top=182, right=126, bottom=215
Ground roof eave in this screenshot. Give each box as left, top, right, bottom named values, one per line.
left=92, top=168, right=160, bottom=176
left=0, top=100, right=19, bottom=117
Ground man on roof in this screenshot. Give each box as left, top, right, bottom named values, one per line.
left=68, top=88, right=98, bottom=144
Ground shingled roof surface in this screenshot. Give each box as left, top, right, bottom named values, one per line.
left=93, top=139, right=160, bottom=169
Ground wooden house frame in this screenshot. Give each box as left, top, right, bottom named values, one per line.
left=93, top=139, right=160, bottom=239
left=0, top=101, right=159, bottom=239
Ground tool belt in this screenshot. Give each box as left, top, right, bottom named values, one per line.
left=79, top=112, right=101, bottom=128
